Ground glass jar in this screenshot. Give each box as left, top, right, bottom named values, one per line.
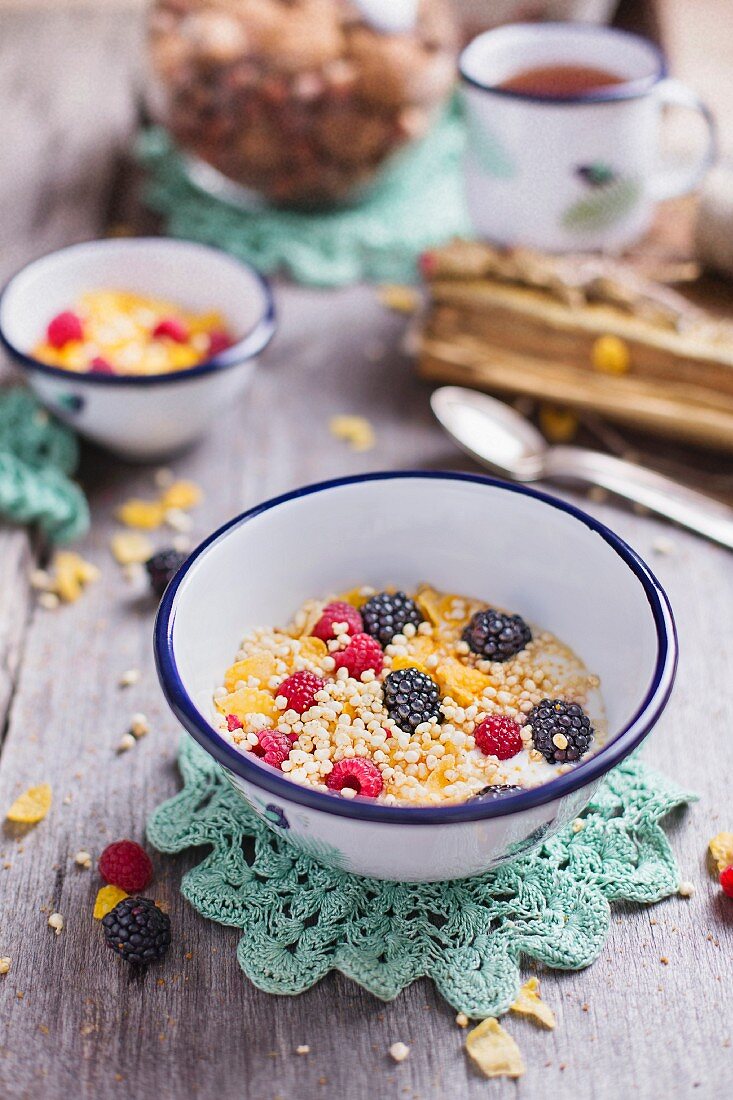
left=148, top=0, right=457, bottom=209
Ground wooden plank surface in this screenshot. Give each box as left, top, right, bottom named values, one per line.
left=0, top=6, right=732, bottom=1100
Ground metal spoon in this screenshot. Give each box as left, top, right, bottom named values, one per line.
left=431, top=386, right=733, bottom=550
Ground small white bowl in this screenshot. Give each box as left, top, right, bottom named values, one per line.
left=0, top=238, right=275, bottom=461
left=154, top=472, right=677, bottom=882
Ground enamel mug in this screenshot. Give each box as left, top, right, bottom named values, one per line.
left=460, top=23, right=717, bottom=252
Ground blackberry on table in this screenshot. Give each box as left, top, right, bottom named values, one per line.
left=146, top=549, right=186, bottom=598
left=469, top=784, right=521, bottom=802
left=361, top=591, right=424, bottom=646
left=528, top=699, right=594, bottom=764
left=462, top=607, right=532, bottom=663
left=101, top=896, right=171, bottom=964
left=383, top=667, right=441, bottom=734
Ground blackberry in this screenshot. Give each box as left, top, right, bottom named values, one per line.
left=101, top=896, right=171, bottom=964
left=469, top=784, right=521, bottom=802
left=361, top=591, right=424, bottom=646
left=383, top=667, right=441, bottom=734
left=462, top=608, right=531, bottom=663
left=145, top=549, right=186, bottom=598
left=528, top=699, right=594, bottom=764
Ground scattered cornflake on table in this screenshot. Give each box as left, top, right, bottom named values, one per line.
left=388, top=1042, right=410, bottom=1063
left=329, top=415, right=375, bottom=452
left=708, top=832, right=733, bottom=873
left=539, top=404, right=579, bottom=443
left=6, top=783, right=52, bottom=824
left=47, top=912, right=64, bottom=936
left=0, top=957, right=10, bottom=975
left=377, top=284, right=420, bottom=314
left=117, top=498, right=167, bottom=530
left=93, top=885, right=128, bottom=919
left=110, top=531, right=154, bottom=566
left=160, top=480, right=202, bottom=512
left=74, top=850, right=92, bottom=869
left=510, top=977, right=557, bottom=1030
left=119, top=669, right=140, bottom=688
left=465, top=1018, right=525, bottom=1079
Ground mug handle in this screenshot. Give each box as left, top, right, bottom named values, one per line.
left=648, top=78, right=718, bottom=201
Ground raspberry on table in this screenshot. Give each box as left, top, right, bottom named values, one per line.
left=528, top=699, right=594, bottom=764
left=146, top=549, right=187, bottom=598
left=99, top=840, right=153, bottom=894
left=469, top=784, right=521, bottom=802
left=361, top=591, right=424, bottom=646
left=326, top=758, right=383, bottom=798
left=278, top=671, right=324, bottom=714
left=462, top=608, right=532, bottom=663
left=47, top=310, right=84, bottom=349
left=720, top=866, right=733, bottom=898
left=312, top=601, right=363, bottom=642
left=101, top=897, right=171, bottom=964
left=474, top=716, right=523, bottom=760
left=153, top=317, right=188, bottom=342
left=251, top=730, right=292, bottom=769
left=383, top=667, right=441, bottom=734
left=332, top=633, right=383, bottom=679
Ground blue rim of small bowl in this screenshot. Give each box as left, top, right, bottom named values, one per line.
left=154, top=471, right=678, bottom=826
left=0, top=238, right=276, bottom=387
left=459, top=23, right=668, bottom=105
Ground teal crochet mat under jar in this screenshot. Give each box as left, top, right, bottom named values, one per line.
left=148, top=736, right=695, bottom=1019
left=137, top=100, right=470, bottom=288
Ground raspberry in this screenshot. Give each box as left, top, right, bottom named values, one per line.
left=102, top=897, right=171, bottom=964
left=463, top=608, right=532, bottom=663
left=333, top=633, right=383, bottom=679
left=153, top=317, right=188, bottom=342
left=278, top=670, right=324, bottom=713
left=474, top=716, right=523, bottom=760
left=90, top=356, right=115, bottom=374
left=383, top=667, right=441, bottom=734
left=528, top=699, right=594, bottom=764
left=207, top=330, right=233, bottom=356
left=47, top=311, right=83, bottom=348
left=226, top=714, right=243, bottom=732
left=361, top=591, right=424, bottom=646
left=251, top=729, right=292, bottom=769
left=99, top=840, right=153, bottom=893
left=312, top=601, right=363, bottom=642
left=720, top=866, right=733, bottom=898
left=326, top=758, right=383, bottom=798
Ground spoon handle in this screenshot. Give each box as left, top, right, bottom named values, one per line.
left=544, top=446, right=733, bottom=550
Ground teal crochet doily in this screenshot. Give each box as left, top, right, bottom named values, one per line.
left=137, top=104, right=470, bottom=287
left=0, top=387, right=89, bottom=543
left=148, top=736, right=695, bottom=1018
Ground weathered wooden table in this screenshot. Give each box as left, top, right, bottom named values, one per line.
left=0, top=6, right=731, bottom=1099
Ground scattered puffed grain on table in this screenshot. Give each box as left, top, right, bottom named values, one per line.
left=455, top=1013, right=469, bottom=1028
left=296, top=1045, right=310, bottom=1055
left=29, top=568, right=52, bottom=591
left=154, top=467, right=175, bottom=489
left=652, top=537, right=676, bottom=556
left=165, top=508, right=194, bottom=533
left=130, top=713, right=149, bottom=738
left=38, top=592, right=60, bottom=611
left=678, top=881, right=695, bottom=898
left=74, top=850, right=92, bottom=869
left=116, top=733, right=136, bottom=754
left=0, top=957, right=10, bottom=975
left=388, top=1042, right=410, bottom=1063
left=47, top=913, right=64, bottom=935
left=119, top=669, right=140, bottom=688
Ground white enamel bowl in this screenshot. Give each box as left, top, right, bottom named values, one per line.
left=0, top=238, right=275, bottom=461
left=154, top=472, right=677, bottom=882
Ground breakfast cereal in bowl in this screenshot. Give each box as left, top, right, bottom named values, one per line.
left=213, top=584, right=605, bottom=806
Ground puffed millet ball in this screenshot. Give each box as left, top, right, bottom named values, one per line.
left=48, top=913, right=64, bottom=935
left=117, top=732, right=136, bottom=753
left=389, top=1042, right=410, bottom=1063
left=0, top=957, right=10, bottom=975
left=74, top=850, right=92, bottom=869
left=678, top=881, right=695, bottom=897
left=130, top=713, right=149, bottom=738
left=455, top=1012, right=469, bottom=1028
left=296, top=1045, right=310, bottom=1055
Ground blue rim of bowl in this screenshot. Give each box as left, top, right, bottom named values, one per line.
left=459, top=23, right=667, bottom=105
left=154, top=471, right=678, bottom=826
left=0, top=238, right=276, bottom=387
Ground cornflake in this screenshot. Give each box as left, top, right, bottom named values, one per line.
left=465, top=1018, right=525, bottom=1079
left=117, top=499, right=166, bottom=530
left=709, top=832, right=733, bottom=873
left=110, top=530, right=154, bottom=566
left=329, top=415, right=375, bottom=452
left=94, top=885, right=128, bottom=919
left=377, top=284, right=420, bottom=314
left=6, top=783, right=52, bottom=824
left=510, top=977, right=557, bottom=1029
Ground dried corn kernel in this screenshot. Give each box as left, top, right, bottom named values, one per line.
left=93, top=884, right=128, bottom=920
left=592, top=334, right=631, bottom=375
left=6, top=783, right=52, bottom=824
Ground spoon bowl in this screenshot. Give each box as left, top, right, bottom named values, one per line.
left=431, top=386, right=546, bottom=479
